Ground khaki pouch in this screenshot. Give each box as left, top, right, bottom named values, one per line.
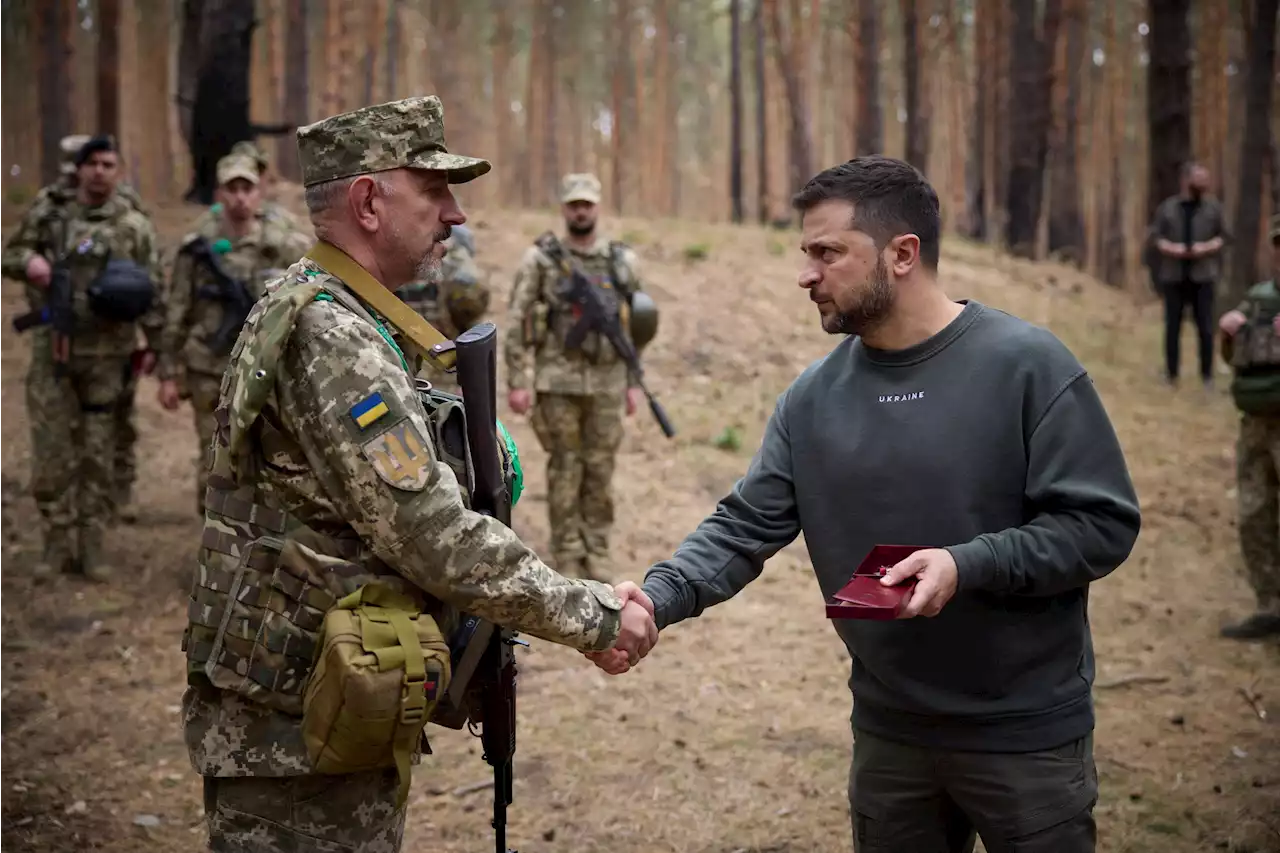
left=301, top=583, right=451, bottom=805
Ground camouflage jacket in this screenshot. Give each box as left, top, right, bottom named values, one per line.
left=182, top=255, right=622, bottom=778
left=158, top=210, right=312, bottom=380
left=1, top=188, right=162, bottom=357
left=504, top=234, right=644, bottom=396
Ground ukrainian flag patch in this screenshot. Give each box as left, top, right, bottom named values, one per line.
left=350, top=392, right=390, bottom=430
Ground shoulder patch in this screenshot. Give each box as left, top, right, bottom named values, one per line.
left=350, top=391, right=390, bottom=430
left=361, top=419, right=433, bottom=491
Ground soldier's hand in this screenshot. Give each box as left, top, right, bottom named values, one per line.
left=508, top=389, right=532, bottom=415
left=584, top=581, right=658, bottom=674
left=625, top=387, right=641, bottom=417
left=1219, top=310, right=1247, bottom=336
left=26, top=255, right=51, bottom=287
left=158, top=379, right=181, bottom=411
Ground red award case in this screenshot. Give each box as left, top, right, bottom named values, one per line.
left=825, top=544, right=921, bottom=621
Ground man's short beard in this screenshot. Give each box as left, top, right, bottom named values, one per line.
left=567, top=219, right=595, bottom=237
left=825, top=256, right=894, bottom=337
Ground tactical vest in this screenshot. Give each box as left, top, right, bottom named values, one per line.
left=1230, top=281, right=1280, bottom=415
left=543, top=241, right=634, bottom=366
left=181, top=279, right=479, bottom=716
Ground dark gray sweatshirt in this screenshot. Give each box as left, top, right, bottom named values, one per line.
left=642, top=301, right=1141, bottom=752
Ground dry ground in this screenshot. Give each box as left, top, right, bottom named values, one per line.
left=2, top=189, right=1278, bottom=853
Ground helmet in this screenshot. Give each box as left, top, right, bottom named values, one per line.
left=628, top=291, right=659, bottom=350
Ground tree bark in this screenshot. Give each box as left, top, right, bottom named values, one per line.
left=767, top=0, right=815, bottom=199
left=384, top=0, right=400, bottom=100
left=1048, top=0, right=1086, bottom=260
left=901, top=0, right=927, bottom=172
left=1146, top=0, right=1193, bottom=221
left=1228, top=0, right=1278, bottom=304
left=730, top=0, right=744, bottom=223
left=38, top=0, right=74, bottom=185
left=964, top=0, right=991, bottom=239
left=1004, top=0, right=1063, bottom=257
left=610, top=0, right=629, bottom=213
left=98, top=0, right=121, bottom=140
left=186, top=0, right=259, bottom=203
left=855, top=0, right=882, bottom=155
left=754, top=0, right=769, bottom=222
left=276, top=0, right=307, bottom=181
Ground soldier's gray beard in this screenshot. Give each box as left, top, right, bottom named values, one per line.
left=827, top=257, right=894, bottom=337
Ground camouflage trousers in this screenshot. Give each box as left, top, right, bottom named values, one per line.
left=1236, top=413, right=1280, bottom=613
left=202, top=770, right=406, bottom=852
left=114, top=362, right=138, bottom=504
left=531, top=391, right=625, bottom=580
left=26, top=348, right=131, bottom=565
left=188, top=372, right=223, bottom=517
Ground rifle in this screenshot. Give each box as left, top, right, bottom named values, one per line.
left=182, top=236, right=255, bottom=357
left=446, top=321, right=524, bottom=853
left=11, top=256, right=75, bottom=379
left=535, top=234, right=676, bottom=438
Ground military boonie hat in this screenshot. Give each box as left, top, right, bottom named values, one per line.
left=217, top=153, right=260, bottom=187
left=561, top=172, right=602, bottom=204
left=60, top=134, right=92, bottom=175
left=296, top=95, right=490, bottom=188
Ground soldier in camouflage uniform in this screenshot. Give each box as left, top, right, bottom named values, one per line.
left=1, top=136, right=162, bottom=580
left=180, top=96, right=657, bottom=852
left=1217, top=213, right=1280, bottom=640
left=504, top=173, right=648, bottom=581
left=400, top=222, right=491, bottom=394
left=193, top=140, right=305, bottom=236
left=29, top=134, right=151, bottom=523
left=156, top=152, right=313, bottom=516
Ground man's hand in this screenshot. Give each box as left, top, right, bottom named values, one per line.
left=1190, top=238, right=1223, bottom=258
left=1158, top=240, right=1189, bottom=259
left=135, top=349, right=157, bottom=376
left=585, top=581, right=658, bottom=675
left=1220, top=309, right=1248, bottom=336
left=26, top=255, right=51, bottom=287
left=158, top=379, right=181, bottom=411
left=625, top=387, right=642, bottom=417
left=881, top=548, right=959, bottom=619
left=508, top=389, right=532, bottom=415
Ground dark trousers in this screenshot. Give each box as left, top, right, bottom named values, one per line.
left=849, top=729, right=1098, bottom=853
left=1162, top=280, right=1215, bottom=381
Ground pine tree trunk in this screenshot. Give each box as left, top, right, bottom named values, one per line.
left=855, top=0, right=882, bottom=155
left=730, top=0, right=744, bottom=223
left=38, top=0, right=74, bottom=185
left=491, top=0, right=512, bottom=209
left=1004, top=0, right=1062, bottom=257
left=901, top=0, right=927, bottom=171
left=276, top=0, right=307, bottom=181
left=610, top=0, right=629, bottom=213
left=185, top=0, right=258, bottom=203
left=384, top=0, right=400, bottom=100
left=767, top=0, right=815, bottom=199
left=1048, top=0, right=1086, bottom=260
left=754, top=0, right=769, bottom=222
left=1227, top=0, right=1278, bottom=304
left=98, top=0, right=121, bottom=140
left=1146, top=0, right=1193, bottom=220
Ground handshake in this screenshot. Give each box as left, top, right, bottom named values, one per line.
left=583, top=581, right=658, bottom=675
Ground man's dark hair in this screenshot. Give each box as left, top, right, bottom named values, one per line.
left=791, top=155, right=941, bottom=270
left=75, top=135, right=117, bottom=167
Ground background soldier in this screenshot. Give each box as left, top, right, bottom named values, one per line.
left=1217, top=213, right=1280, bottom=640
left=181, top=95, right=654, bottom=851
left=156, top=151, right=312, bottom=515
left=1, top=136, right=162, bottom=580
left=504, top=173, right=650, bottom=581
left=400, top=221, right=491, bottom=393
left=193, top=140, right=305, bottom=234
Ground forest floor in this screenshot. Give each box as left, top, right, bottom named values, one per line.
left=1, top=189, right=1278, bottom=853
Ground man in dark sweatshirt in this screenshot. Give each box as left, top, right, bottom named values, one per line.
left=590, top=156, right=1142, bottom=852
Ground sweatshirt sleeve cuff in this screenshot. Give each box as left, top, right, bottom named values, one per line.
left=947, top=538, right=999, bottom=593
left=641, top=578, right=678, bottom=632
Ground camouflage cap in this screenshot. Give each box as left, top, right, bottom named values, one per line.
left=59, top=134, right=92, bottom=175
left=561, top=172, right=602, bottom=204
left=230, top=140, right=269, bottom=172
left=217, top=153, right=260, bottom=186
left=296, top=95, right=490, bottom=188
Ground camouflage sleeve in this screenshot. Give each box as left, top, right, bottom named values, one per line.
left=278, top=300, right=623, bottom=652
left=157, top=244, right=198, bottom=380
left=503, top=246, right=546, bottom=391
left=132, top=215, right=166, bottom=343
left=1, top=202, right=49, bottom=282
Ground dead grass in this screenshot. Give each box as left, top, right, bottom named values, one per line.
left=1, top=194, right=1277, bottom=853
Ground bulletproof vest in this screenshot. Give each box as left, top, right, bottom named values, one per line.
left=181, top=279, right=475, bottom=716
left=1230, top=282, right=1280, bottom=370
left=87, top=257, right=154, bottom=322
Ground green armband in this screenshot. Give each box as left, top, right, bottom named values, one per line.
left=496, top=418, right=524, bottom=507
